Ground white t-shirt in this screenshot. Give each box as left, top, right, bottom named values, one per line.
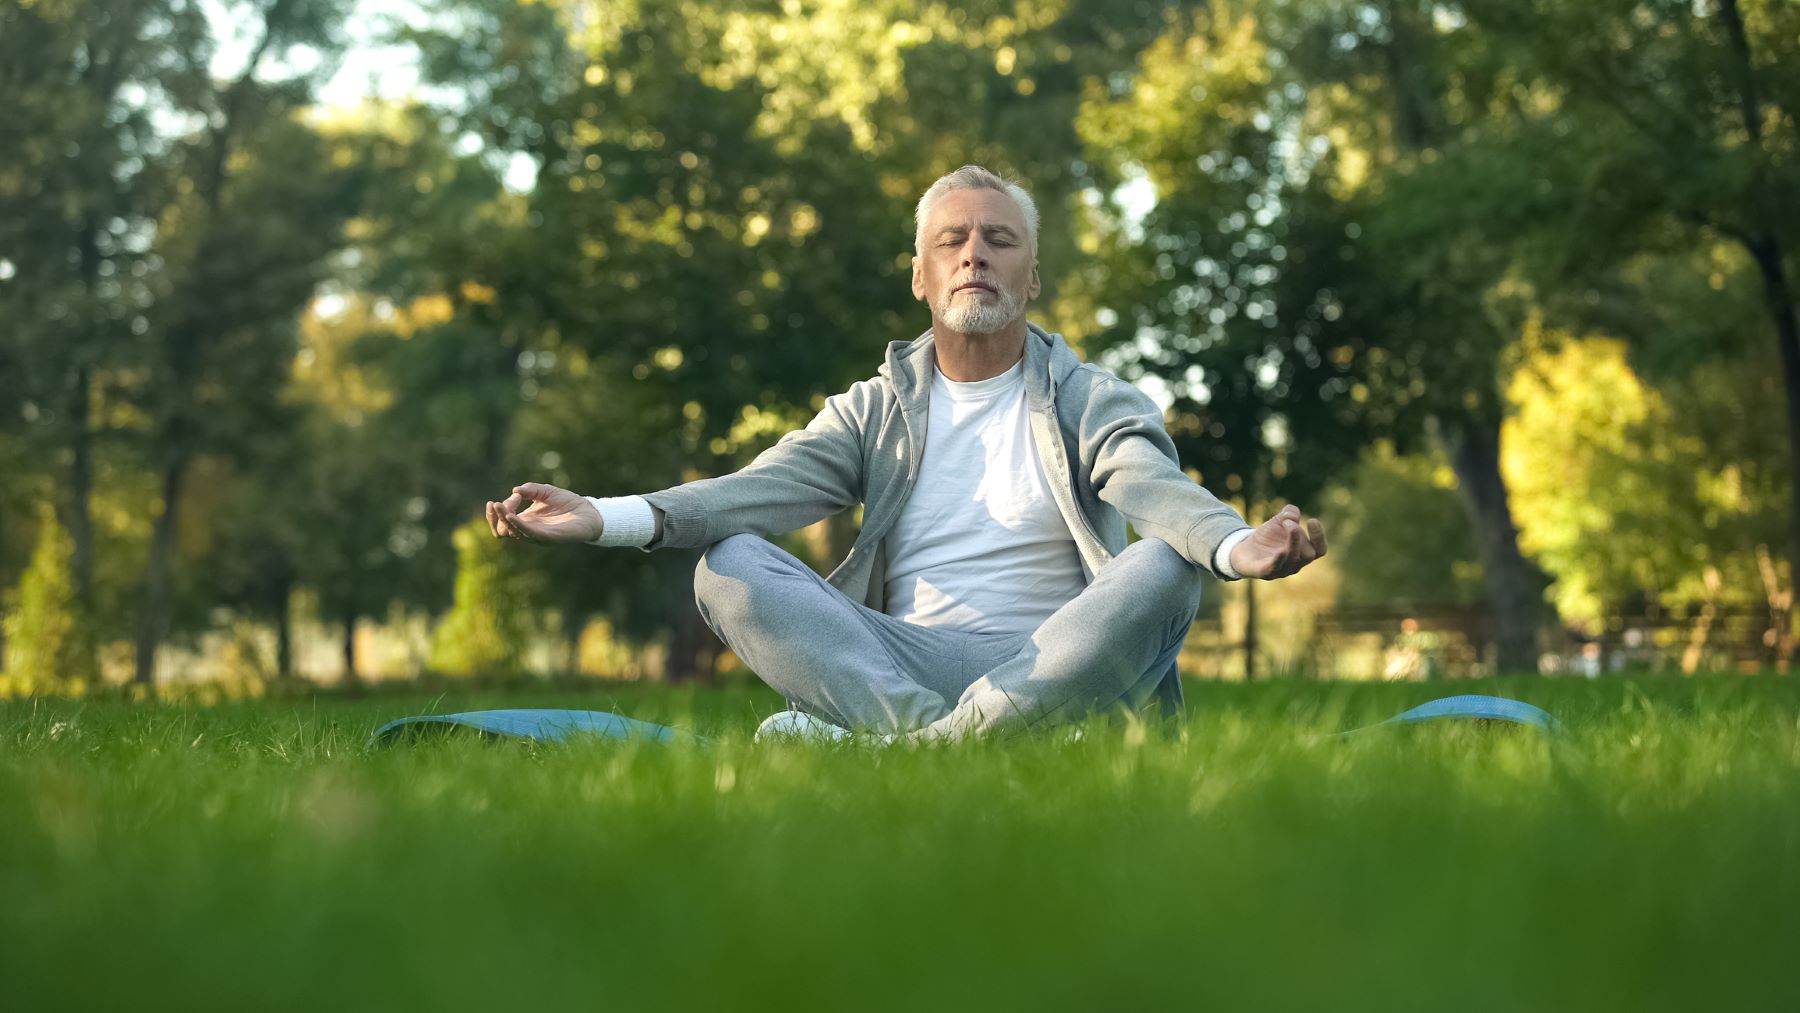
left=881, top=355, right=1088, bottom=635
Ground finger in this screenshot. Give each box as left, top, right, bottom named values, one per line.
left=502, top=491, right=528, bottom=514
left=500, top=505, right=532, bottom=540
left=1280, top=519, right=1305, bottom=576
left=486, top=502, right=505, bottom=539
left=515, top=483, right=556, bottom=506
left=1258, top=513, right=1291, bottom=542
left=1241, top=521, right=1277, bottom=579
left=1306, top=517, right=1328, bottom=557
left=1290, top=523, right=1319, bottom=571
left=490, top=500, right=523, bottom=539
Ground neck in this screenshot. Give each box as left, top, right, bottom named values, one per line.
left=930, top=316, right=1028, bottom=381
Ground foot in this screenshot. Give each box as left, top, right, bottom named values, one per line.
left=754, top=709, right=852, bottom=743
left=754, top=709, right=905, bottom=746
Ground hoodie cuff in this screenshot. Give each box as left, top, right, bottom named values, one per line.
left=585, top=495, right=657, bottom=548
left=1212, top=527, right=1254, bottom=581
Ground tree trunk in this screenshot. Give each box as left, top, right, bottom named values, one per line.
left=476, top=323, right=523, bottom=493
left=275, top=584, right=294, bottom=681
left=341, top=611, right=358, bottom=684
left=63, top=364, right=98, bottom=682
left=66, top=367, right=95, bottom=615
left=1741, top=234, right=1800, bottom=663
left=827, top=508, right=858, bottom=566
left=1242, top=576, right=1258, bottom=681
left=1443, top=417, right=1546, bottom=674
left=664, top=590, right=711, bottom=685
left=66, top=216, right=100, bottom=681
left=132, top=459, right=187, bottom=685
left=1717, top=0, right=1798, bottom=664
left=69, top=209, right=99, bottom=630
left=1376, top=2, right=1548, bottom=673
left=564, top=611, right=586, bottom=676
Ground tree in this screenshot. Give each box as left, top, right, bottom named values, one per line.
left=126, top=0, right=368, bottom=683
left=1271, top=0, right=1563, bottom=671
left=1075, top=6, right=1379, bottom=500
left=1503, top=324, right=1791, bottom=665
left=1450, top=0, right=1800, bottom=657
left=1323, top=443, right=1482, bottom=611
left=0, top=0, right=205, bottom=679
left=1072, top=6, right=1385, bottom=675
left=391, top=0, right=1230, bottom=676
left=428, top=518, right=538, bottom=677
left=1, top=506, right=87, bottom=694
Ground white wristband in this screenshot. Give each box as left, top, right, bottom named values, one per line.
left=585, top=495, right=657, bottom=548
left=1213, top=527, right=1254, bottom=580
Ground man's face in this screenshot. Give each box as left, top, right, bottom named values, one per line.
left=911, top=188, right=1040, bottom=334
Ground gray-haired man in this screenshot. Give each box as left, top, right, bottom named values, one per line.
left=486, top=165, right=1327, bottom=740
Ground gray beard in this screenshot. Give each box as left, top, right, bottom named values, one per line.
left=937, top=285, right=1026, bottom=334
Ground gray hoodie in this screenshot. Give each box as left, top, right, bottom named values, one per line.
left=639, top=321, right=1250, bottom=711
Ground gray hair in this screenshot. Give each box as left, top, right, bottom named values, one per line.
left=913, top=165, right=1040, bottom=256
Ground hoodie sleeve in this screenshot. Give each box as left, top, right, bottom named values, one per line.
left=628, top=380, right=873, bottom=551
left=1079, top=373, right=1251, bottom=577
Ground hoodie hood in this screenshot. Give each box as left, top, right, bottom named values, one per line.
left=878, top=320, right=1083, bottom=412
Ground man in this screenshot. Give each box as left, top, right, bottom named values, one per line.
left=485, top=165, right=1327, bottom=741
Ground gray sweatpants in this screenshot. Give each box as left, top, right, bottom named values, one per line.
left=692, top=533, right=1203, bottom=739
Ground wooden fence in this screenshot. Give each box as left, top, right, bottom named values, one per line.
left=1179, top=604, right=1791, bottom=680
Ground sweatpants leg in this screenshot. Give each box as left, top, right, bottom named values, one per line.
left=692, top=534, right=1025, bottom=734
left=912, top=537, right=1203, bottom=741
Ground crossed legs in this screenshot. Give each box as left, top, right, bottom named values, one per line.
left=692, top=534, right=1202, bottom=738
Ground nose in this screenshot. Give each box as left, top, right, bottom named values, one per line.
left=960, top=237, right=990, bottom=271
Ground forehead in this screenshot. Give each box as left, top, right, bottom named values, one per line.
left=924, top=187, right=1026, bottom=234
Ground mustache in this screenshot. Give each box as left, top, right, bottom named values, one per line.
left=951, top=277, right=999, bottom=293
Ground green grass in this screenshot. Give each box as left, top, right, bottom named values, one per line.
left=3, top=677, right=1798, bottom=1012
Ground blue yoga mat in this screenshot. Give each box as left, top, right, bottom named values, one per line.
left=368, top=709, right=706, bottom=748
left=1341, top=694, right=1562, bottom=736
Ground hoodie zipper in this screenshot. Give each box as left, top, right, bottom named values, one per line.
left=1037, top=400, right=1110, bottom=570
left=841, top=400, right=920, bottom=566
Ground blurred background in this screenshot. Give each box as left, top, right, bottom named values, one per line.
left=1, top=0, right=1794, bottom=694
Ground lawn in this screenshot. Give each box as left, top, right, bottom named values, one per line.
left=3, top=676, right=1797, bottom=1012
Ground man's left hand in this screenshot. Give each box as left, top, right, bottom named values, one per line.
left=1228, top=504, right=1328, bottom=580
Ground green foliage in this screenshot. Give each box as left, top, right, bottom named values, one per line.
left=1324, top=444, right=1483, bottom=610
left=1074, top=5, right=1374, bottom=505
left=1504, top=327, right=1789, bottom=627
left=0, top=441, right=38, bottom=589
left=1, top=507, right=92, bottom=692
left=428, top=518, right=539, bottom=677
left=4, top=0, right=1797, bottom=677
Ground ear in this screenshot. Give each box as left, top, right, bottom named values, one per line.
left=1027, top=256, right=1041, bottom=300
left=910, top=254, right=926, bottom=302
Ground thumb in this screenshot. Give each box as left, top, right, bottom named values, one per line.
left=504, top=483, right=550, bottom=514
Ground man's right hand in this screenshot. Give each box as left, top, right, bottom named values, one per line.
left=486, top=483, right=602, bottom=544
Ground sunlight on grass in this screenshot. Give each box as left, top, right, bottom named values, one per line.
left=2, top=678, right=1797, bottom=1012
